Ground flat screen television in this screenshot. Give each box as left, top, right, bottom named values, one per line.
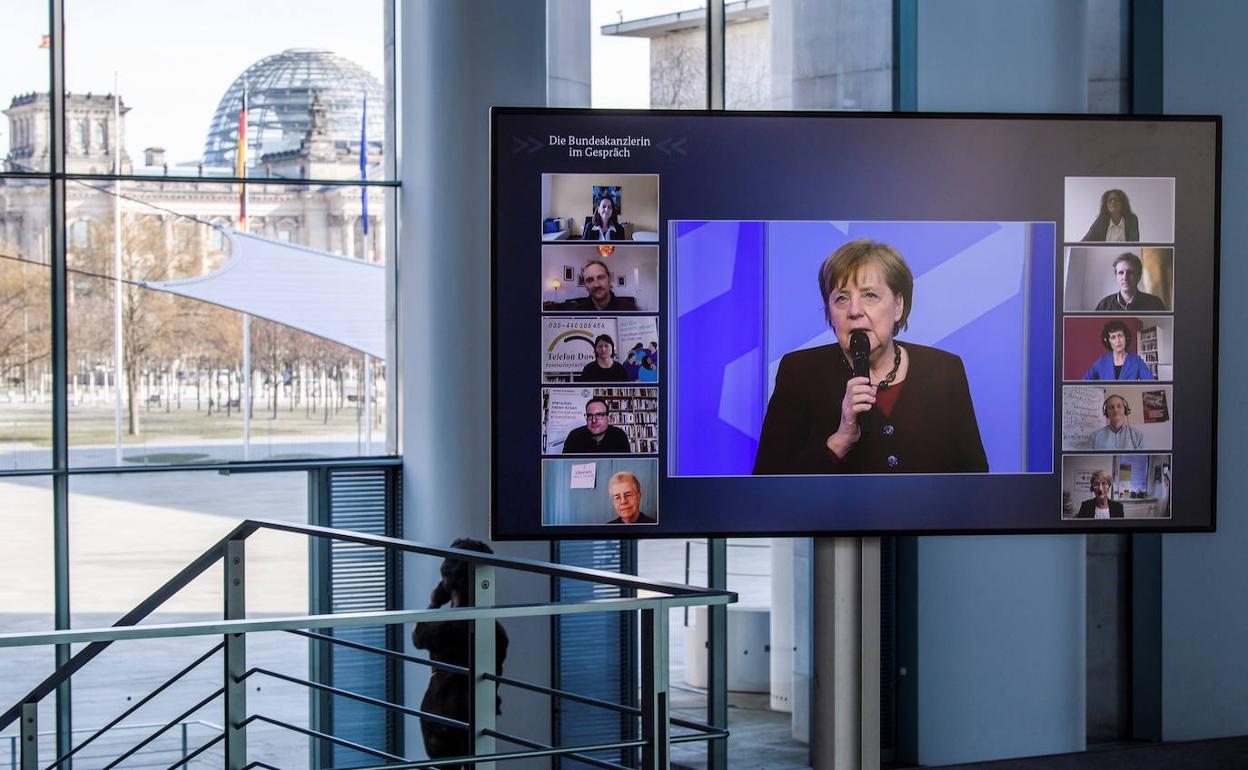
left=491, top=108, right=1219, bottom=539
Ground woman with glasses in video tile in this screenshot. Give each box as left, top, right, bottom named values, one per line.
left=753, top=239, right=988, bottom=475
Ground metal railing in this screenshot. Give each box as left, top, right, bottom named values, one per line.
left=2, top=719, right=221, bottom=770
left=0, top=519, right=736, bottom=769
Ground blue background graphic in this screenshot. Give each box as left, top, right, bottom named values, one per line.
left=673, top=220, right=1055, bottom=475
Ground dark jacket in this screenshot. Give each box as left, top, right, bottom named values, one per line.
left=577, top=360, right=629, bottom=383
left=1074, top=498, right=1125, bottom=518
left=608, top=512, right=656, bottom=524
left=1093, top=291, right=1166, bottom=312
left=562, top=425, right=631, bottom=454
left=1082, top=212, right=1140, bottom=242
left=582, top=217, right=626, bottom=240
left=753, top=342, right=988, bottom=475
left=559, top=293, right=639, bottom=312
left=413, top=614, right=509, bottom=767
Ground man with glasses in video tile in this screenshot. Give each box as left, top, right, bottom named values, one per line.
left=606, top=471, right=655, bottom=525
left=562, top=397, right=631, bottom=454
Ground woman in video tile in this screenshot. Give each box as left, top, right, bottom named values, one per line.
left=577, top=333, right=629, bottom=383
left=1081, top=189, right=1140, bottom=242
left=582, top=194, right=625, bottom=240
left=1073, top=470, right=1125, bottom=519
left=753, top=239, right=988, bottom=475
left=1082, top=319, right=1156, bottom=381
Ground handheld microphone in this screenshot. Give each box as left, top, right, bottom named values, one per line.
left=848, top=330, right=874, bottom=433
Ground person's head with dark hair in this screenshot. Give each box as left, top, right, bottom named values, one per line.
left=1099, top=189, right=1133, bottom=224
left=593, top=333, right=616, bottom=365
left=437, top=538, right=494, bottom=608
left=592, top=194, right=618, bottom=229
left=1100, top=319, right=1133, bottom=352
left=581, top=260, right=613, bottom=308
left=583, top=397, right=611, bottom=437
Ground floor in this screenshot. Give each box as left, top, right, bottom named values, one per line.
left=925, top=736, right=1248, bottom=770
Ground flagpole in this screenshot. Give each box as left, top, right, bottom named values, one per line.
left=239, top=79, right=251, bottom=460
left=359, top=93, right=373, bottom=453
left=112, top=73, right=123, bottom=463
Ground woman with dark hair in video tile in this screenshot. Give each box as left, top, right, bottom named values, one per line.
left=1082, top=189, right=1140, bottom=242
left=412, top=538, right=509, bottom=769
left=753, top=239, right=988, bottom=475
left=582, top=194, right=625, bottom=240
left=1083, top=319, right=1156, bottom=381
left=578, top=333, right=629, bottom=383
left=1074, top=470, right=1125, bottom=519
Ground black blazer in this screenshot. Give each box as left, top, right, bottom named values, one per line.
left=1074, top=498, right=1125, bottom=518
left=1082, top=212, right=1140, bottom=242
left=582, top=217, right=626, bottom=240
left=753, top=342, right=988, bottom=475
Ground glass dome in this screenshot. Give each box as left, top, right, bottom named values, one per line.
left=202, top=48, right=384, bottom=169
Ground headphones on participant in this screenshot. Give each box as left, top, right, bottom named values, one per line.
left=1102, top=394, right=1131, bottom=417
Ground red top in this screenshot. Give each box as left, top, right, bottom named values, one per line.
left=875, top=379, right=905, bottom=418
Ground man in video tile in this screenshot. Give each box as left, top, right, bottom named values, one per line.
left=1074, top=469, right=1125, bottom=519
left=1094, top=252, right=1166, bottom=312
left=606, top=471, right=655, bottom=524
left=1090, top=394, right=1145, bottom=449
left=563, top=398, right=631, bottom=454
left=564, top=259, right=638, bottom=311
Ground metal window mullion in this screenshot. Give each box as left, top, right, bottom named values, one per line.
left=224, top=539, right=247, bottom=769
left=472, top=564, right=497, bottom=770
left=707, top=539, right=727, bottom=770
left=48, top=0, right=72, bottom=764
left=307, top=468, right=333, bottom=770
left=706, top=0, right=725, bottom=110
left=640, top=607, right=670, bottom=770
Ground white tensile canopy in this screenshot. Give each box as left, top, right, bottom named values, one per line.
left=145, top=229, right=385, bottom=358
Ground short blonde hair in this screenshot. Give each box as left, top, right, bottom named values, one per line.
left=817, top=239, right=914, bottom=332
left=1089, top=470, right=1111, bottom=489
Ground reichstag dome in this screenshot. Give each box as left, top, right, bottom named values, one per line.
left=202, top=48, right=385, bottom=169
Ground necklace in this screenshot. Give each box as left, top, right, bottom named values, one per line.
left=843, top=342, right=903, bottom=389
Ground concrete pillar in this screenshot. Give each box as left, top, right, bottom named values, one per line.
left=1160, top=0, right=1248, bottom=742
left=546, top=0, right=591, bottom=107
left=897, top=2, right=1090, bottom=765
left=399, top=0, right=553, bottom=761
left=812, top=537, right=880, bottom=770
left=770, top=0, right=893, bottom=110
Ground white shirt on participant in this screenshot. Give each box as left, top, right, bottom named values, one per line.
left=1105, top=219, right=1126, bottom=242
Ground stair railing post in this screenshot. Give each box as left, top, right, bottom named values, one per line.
left=640, top=605, right=670, bottom=770
left=19, top=703, right=36, bottom=770
left=471, top=562, right=496, bottom=770
left=224, top=538, right=247, bottom=769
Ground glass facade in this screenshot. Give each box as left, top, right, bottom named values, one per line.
left=0, top=1, right=396, bottom=764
